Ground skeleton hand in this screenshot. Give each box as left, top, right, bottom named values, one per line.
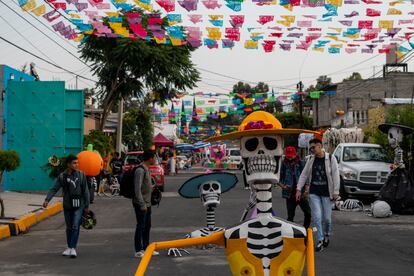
left=167, top=248, right=190, bottom=257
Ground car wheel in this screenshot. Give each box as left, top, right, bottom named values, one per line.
left=339, top=179, right=348, bottom=200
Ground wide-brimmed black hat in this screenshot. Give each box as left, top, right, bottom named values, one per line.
left=378, top=123, right=414, bottom=135
left=178, top=172, right=238, bottom=198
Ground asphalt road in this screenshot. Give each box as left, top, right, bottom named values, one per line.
left=1, top=169, right=414, bottom=276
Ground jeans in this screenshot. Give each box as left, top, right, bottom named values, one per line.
left=63, top=208, right=83, bottom=249
left=286, top=197, right=312, bottom=229
left=309, top=194, right=332, bottom=242
left=133, top=204, right=151, bottom=252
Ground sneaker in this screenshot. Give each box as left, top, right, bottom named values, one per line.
left=134, top=251, right=145, bottom=258
left=70, top=248, right=77, bottom=258
left=323, top=236, right=330, bottom=248
left=152, top=251, right=160, bottom=256
left=62, top=248, right=71, bottom=256
left=315, top=241, right=324, bottom=252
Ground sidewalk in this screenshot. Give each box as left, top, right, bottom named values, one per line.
left=0, top=191, right=62, bottom=240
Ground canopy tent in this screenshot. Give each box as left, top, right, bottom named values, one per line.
left=193, top=142, right=211, bottom=149
left=153, top=133, right=174, bottom=147
left=175, top=143, right=195, bottom=150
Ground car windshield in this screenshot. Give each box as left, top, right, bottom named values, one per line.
left=343, top=147, right=391, bottom=162
left=230, top=150, right=241, bottom=156
left=125, top=154, right=143, bottom=165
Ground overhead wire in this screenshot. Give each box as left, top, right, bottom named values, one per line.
left=0, top=14, right=56, bottom=65
left=0, top=35, right=96, bottom=82
left=0, top=0, right=90, bottom=68
left=10, top=0, right=78, bottom=51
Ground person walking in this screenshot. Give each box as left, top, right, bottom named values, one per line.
left=278, top=146, right=311, bottom=229
left=110, top=152, right=123, bottom=184
left=133, top=150, right=159, bottom=258
left=43, top=154, right=90, bottom=258
left=296, top=138, right=340, bottom=252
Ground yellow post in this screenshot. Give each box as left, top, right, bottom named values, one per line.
left=306, top=228, right=315, bottom=276
left=135, top=232, right=225, bottom=276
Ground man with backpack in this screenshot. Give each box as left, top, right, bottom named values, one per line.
left=110, top=152, right=123, bottom=184
left=42, top=154, right=90, bottom=258
left=296, top=138, right=340, bottom=252
left=132, top=150, right=159, bottom=258
left=278, top=146, right=311, bottom=229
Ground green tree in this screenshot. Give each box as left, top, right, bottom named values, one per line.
left=84, top=130, right=114, bottom=156
left=0, top=151, right=20, bottom=218
left=366, top=105, right=414, bottom=175
left=343, top=72, right=362, bottom=82
left=80, top=8, right=200, bottom=130
left=123, top=105, right=154, bottom=151
left=264, top=100, right=283, bottom=114
left=276, top=112, right=313, bottom=129
left=315, top=75, right=333, bottom=90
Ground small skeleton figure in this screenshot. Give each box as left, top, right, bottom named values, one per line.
left=138, top=111, right=317, bottom=276
left=379, top=123, right=414, bottom=170
left=167, top=172, right=238, bottom=257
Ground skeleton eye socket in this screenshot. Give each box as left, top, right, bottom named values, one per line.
left=245, top=138, right=259, bottom=152
left=212, top=183, right=219, bottom=190
left=263, top=137, right=278, bottom=151
left=203, top=184, right=210, bottom=191
left=389, top=133, right=394, bottom=139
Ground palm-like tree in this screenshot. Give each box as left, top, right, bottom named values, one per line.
left=80, top=8, right=200, bottom=129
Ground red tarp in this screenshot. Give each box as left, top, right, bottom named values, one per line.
left=153, top=133, right=174, bottom=147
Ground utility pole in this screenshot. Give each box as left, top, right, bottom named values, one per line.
left=411, top=85, right=414, bottom=111
left=297, top=81, right=304, bottom=128
left=116, top=98, right=124, bottom=153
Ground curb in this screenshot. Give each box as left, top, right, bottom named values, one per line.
left=0, top=224, right=10, bottom=240
left=0, top=202, right=63, bottom=237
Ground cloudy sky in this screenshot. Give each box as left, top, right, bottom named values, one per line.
left=0, top=0, right=413, bottom=97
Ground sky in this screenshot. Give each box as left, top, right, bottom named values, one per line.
left=1, top=0, right=413, bottom=100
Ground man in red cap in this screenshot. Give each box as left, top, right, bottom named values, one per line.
left=277, top=146, right=311, bottom=229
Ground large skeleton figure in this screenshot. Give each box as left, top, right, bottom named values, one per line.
left=136, top=111, right=317, bottom=276
left=378, top=123, right=414, bottom=214
left=168, top=173, right=238, bottom=256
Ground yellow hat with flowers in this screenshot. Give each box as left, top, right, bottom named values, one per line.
left=205, top=111, right=317, bottom=142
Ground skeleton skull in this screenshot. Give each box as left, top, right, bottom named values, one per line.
left=388, top=127, right=403, bottom=149
left=241, top=135, right=283, bottom=185
left=199, top=181, right=221, bottom=207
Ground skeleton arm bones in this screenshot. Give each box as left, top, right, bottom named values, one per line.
left=135, top=231, right=225, bottom=276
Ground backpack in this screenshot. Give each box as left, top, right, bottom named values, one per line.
left=151, top=185, right=162, bottom=207
left=111, top=159, right=123, bottom=174
left=120, top=166, right=140, bottom=199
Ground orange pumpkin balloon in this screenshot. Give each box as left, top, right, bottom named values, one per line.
left=77, top=150, right=103, bottom=177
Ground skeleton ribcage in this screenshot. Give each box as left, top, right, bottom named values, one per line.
left=395, top=147, right=404, bottom=166
left=247, top=221, right=283, bottom=271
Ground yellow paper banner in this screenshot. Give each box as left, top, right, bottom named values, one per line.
left=379, top=20, right=394, bottom=29
left=31, top=4, right=45, bottom=16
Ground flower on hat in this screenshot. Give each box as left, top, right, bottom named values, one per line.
left=244, top=120, right=273, bottom=131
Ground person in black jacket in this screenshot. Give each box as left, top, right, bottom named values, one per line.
left=43, top=154, right=90, bottom=258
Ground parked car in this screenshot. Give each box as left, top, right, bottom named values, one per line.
left=333, top=143, right=392, bottom=199
left=176, top=155, right=188, bottom=170
left=226, top=148, right=242, bottom=169
left=123, top=151, right=165, bottom=192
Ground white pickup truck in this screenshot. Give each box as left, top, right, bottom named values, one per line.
left=226, top=148, right=243, bottom=169
left=332, top=143, right=392, bottom=198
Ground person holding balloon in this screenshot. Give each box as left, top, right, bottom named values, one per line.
left=43, top=154, right=90, bottom=258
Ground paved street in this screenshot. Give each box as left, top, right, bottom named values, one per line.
left=1, top=170, right=414, bottom=276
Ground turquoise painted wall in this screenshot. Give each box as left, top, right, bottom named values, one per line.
left=5, top=81, right=83, bottom=191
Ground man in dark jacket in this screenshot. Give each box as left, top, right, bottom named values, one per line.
left=43, top=154, right=89, bottom=258
left=133, top=150, right=157, bottom=258
left=278, top=146, right=311, bottom=229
